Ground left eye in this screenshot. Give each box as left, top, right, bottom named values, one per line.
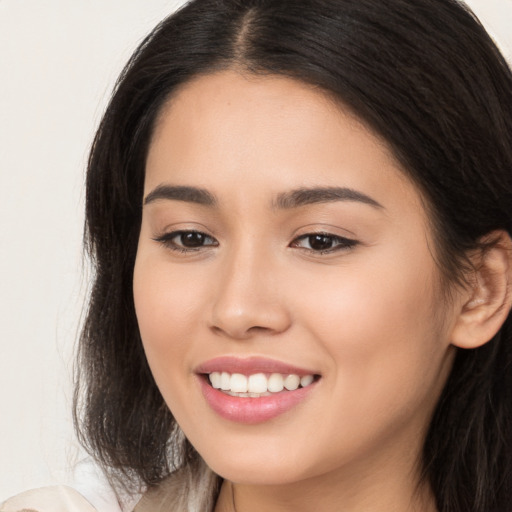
left=154, top=230, right=218, bottom=251
left=291, top=233, right=357, bottom=252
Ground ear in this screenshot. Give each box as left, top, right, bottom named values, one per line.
left=451, top=230, right=512, bottom=349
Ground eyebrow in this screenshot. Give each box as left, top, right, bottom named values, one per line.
left=143, top=184, right=383, bottom=210
left=144, top=185, right=217, bottom=206
left=274, top=187, right=383, bottom=210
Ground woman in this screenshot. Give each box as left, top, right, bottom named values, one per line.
left=3, top=0, right=511, bottom=511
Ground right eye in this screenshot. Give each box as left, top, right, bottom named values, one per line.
left=153, top=230, right=219, bottom=252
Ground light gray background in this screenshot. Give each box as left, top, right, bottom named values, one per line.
left=1, top=0, right=511, bottom=499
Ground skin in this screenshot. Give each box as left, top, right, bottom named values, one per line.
left=133, top=70, right=465, bottom=511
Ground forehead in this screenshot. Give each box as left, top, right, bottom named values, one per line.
left=145, top=70, right=422, bottom=215
left=152, top=70, right=389, bottom=155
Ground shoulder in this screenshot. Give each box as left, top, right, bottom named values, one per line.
left=0, top=486, right=97, bottom=512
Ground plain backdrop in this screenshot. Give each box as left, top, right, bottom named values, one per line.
left=1, top=0, right=511, bottom=500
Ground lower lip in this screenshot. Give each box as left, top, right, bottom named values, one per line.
left=198, top=376, right=317, bottom=424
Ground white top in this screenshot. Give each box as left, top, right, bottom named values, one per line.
left=0, top=486, right=97, bottom=512
left=0, top=459, right=133, bottom=512
left=0, top=457, right=220, bottom=512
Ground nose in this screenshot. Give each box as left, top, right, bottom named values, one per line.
left=209, top=246, right=292, bottom=340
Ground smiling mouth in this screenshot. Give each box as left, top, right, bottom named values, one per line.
left=204, top=371, right=320, bottom=398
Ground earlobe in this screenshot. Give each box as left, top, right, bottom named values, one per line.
left=451, top=230, right=512, bottom=349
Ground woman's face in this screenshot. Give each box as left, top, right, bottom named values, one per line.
left=134, top=70, right=459, bottom=486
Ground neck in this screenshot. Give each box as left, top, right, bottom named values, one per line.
left=217, top=474, right=436, bottom=512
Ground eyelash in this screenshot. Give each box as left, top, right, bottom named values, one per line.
left=290, top=233, right=358, bottom=254
left=153, top=230, right=358, bottom=255
left=153, top=230, right=218, bottom=253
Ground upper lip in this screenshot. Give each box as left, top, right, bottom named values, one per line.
left=195, top=356, right=319, bottom=377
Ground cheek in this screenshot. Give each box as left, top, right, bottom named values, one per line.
left=298, top=251, right=449, bottom=409
left=133, top=255, right=209, bottom=430
left=300, top=250, right=438, bottom=342
left=319, top=276, right=436, bottom=353
left=133, top=253, right=204, bottom=372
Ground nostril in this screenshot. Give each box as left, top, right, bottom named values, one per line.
left=210, top=323, right=273, bottom=339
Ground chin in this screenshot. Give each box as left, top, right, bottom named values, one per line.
left=192, top=434, right=327, bottom=486
left=207, top=458, right=309, bottom=486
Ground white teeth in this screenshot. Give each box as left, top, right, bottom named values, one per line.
left=230, top=373, right=248, bottom=393
left=226, top=391, right=272, bottom=397
left=267, top=373, right=284, bottom=393
left=208, top=371, right=316, bottom=394
left=284, top=374, right=300, bottom=391
left=300, top=375, right=314, bottom=387
left=209, top=372, right=221, bottom=389
left=220, top=372, right=231, bottom=390
left=248, top=373, right=268, bottom=393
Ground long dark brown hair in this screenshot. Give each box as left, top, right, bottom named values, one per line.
left=75, top=1, right=512, bottom=511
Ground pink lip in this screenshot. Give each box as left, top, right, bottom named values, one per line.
left=195, top=356, right=320, bottom=424
left=195, top=356, right=317, bottom=377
